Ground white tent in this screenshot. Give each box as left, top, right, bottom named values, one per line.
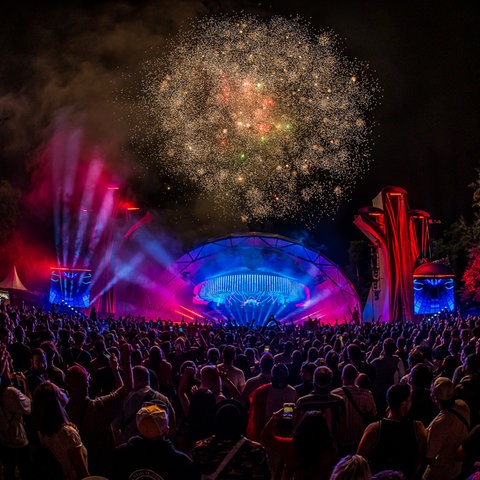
left=0, top=266, right=28, bottom=291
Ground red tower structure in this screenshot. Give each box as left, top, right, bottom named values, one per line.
left=93, top=186, right=144, bottom=315
left=354, top=186, right=432, bottom=323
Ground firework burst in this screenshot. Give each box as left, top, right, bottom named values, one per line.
left=142, top=15, right=378, bottom=222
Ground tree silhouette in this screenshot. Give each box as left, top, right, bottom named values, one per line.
left=462, top=168, right=480, bottom=304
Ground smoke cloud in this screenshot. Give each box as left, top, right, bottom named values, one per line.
left=1, top=0, right=262, bottom=275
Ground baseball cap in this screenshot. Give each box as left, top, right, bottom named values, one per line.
left=136, top=404, right=169, bottom=439
left=431, top=376, right=455, bottom=401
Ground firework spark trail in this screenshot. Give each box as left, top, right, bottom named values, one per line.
left=142, top=15, right=378, bottom=222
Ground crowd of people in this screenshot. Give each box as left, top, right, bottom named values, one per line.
left=0, top=302, right=479, bottom=480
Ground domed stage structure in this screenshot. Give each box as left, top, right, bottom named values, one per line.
left=159, top=233, right=360, bottom=326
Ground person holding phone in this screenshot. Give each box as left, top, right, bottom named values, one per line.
left=247, top=364, right=296, bottom=441
left=260, top=409, right=338, bottom=480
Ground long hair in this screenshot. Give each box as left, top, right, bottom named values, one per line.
left=330, top=455, right=371, bottom=480
left=293, top=411, right=334, bottom=467
left=147, top=345, right=164, bottom=371
left=0, top=364, right=12, bottom=394
left=32, top=382, right=69, bottom=437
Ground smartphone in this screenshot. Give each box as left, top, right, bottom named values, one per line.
left=282, top=403, right=295, bottom=419
left=278, top=402, right=295, bottom=437
left=179, top=327, right=183, bottom=333
left=264, top=345, right=270, bottom=353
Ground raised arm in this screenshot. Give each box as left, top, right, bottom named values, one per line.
left=178, top=366, right=195, bottom=416
left=121, top=343, right=133, bottom=390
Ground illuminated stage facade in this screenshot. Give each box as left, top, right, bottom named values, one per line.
left=160, top=233, right=360, bottom=325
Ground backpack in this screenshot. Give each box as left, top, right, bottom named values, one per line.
left=119, top=390, right=167, bottom=432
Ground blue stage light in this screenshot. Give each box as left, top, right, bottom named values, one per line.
left=49, top=267, right=92, bottom=308
left=196, top=273, right=307, bottom=307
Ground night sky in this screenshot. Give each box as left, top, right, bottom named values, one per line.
left=1, top=0, right=479, bottom=269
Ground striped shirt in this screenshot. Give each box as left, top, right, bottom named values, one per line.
left=331, top=385, right=377, bottom=448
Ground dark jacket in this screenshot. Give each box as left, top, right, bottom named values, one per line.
left=112, top=437, right=198, bottom=480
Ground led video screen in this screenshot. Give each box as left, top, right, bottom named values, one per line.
left=49, top=268, right=92, bottom=308
left=413, top=277, right=454, bottom=315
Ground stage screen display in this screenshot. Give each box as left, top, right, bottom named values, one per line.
left=49, top=268, right=92, bottom=308
left=413, top=277, right=454, bottom=315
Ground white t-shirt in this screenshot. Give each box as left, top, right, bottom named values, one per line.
left=0, top=386, right=30, bottom=448
left=424, top=400, right=470, bottom=480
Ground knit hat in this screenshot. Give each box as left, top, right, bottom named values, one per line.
left=136, top=404, right=169, bottom=439
left=66, top=364, right=89, bottom=380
